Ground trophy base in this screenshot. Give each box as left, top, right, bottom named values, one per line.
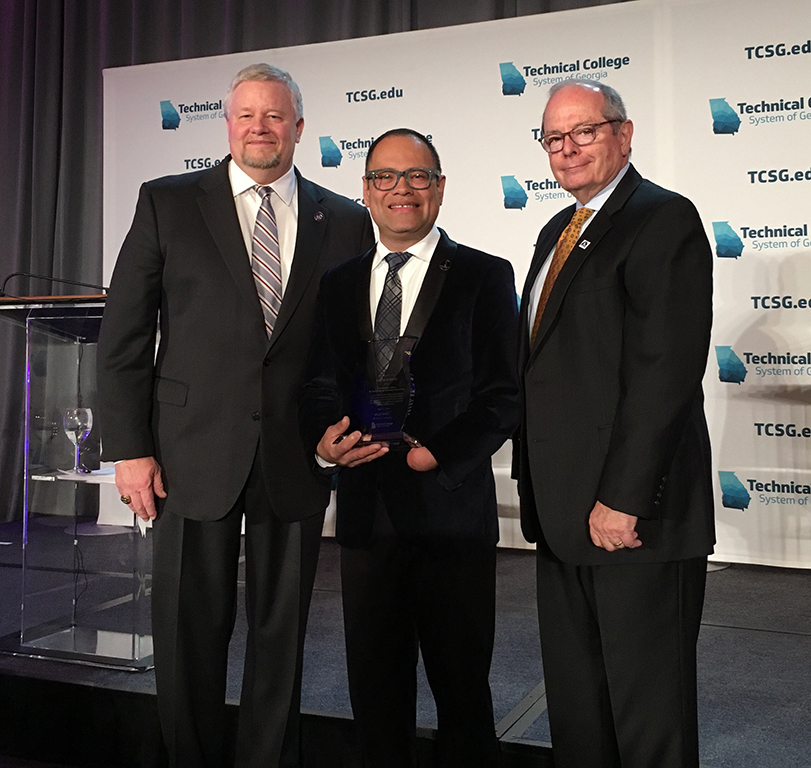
left=358, top=432, right=421, bottom=448
left=359, top=431, right=405, bottom=446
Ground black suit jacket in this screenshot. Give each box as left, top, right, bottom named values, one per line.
left=515, top=165, right=715, bottom=565
left=97, top=158, right=374, bottom=522
left=300, top=231, right=521, bottom=548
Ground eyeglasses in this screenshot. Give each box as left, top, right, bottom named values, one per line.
left=539, top=120, right=623, bottom=153
left=365, top=167, right=441, bottom=191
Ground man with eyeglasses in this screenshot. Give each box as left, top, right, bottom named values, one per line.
left=514, top=79, right=714, bottom=768
left=300, top=128, right=520, bottom=767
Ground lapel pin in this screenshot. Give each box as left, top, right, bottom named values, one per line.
left=314, top=211, right=325, bottom=222
left=578, top=240, right=590, bottom=249
left=439, top=260, right=451, bottom=271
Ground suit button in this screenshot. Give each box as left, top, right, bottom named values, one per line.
left=263, top=358, right=271, bottom=367
left=252, top=412, right=261, bottom=421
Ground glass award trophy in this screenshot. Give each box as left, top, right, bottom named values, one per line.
left=351, top=336, right=417, bottom=446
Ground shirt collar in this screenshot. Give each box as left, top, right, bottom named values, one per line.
left=229, top=159, right=297, bottom=207
left=373, top=226, right=441, bottom=270
left=577, top=162, right=630, bottom=213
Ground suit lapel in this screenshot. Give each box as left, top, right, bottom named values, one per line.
left=520, top=206, right=572, bottom=364
left=197, top=159, right=264, bottom=326
left=373, top=230, right=455, bottom=382
left=528, top=166, right=643, bottom=360
left=523, top=206, right=573, bottom=310
left=356, top=248, right=375, bottom=342
left=402, top=230, right=455, bottom=339
left=268, top=172, right=329, bottom=351
left=353, top=249, right=378, bottom=382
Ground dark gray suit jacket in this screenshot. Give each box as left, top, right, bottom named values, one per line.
left=97, top=157, right=374, bottom=522
left=515, top=165, right=716, bottom=564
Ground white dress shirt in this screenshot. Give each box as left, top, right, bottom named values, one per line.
left=528, top=163, right=630, bottom=338
left=369, top=226, right=440, bottom=333
left=229, top=160, right=299, bottom=291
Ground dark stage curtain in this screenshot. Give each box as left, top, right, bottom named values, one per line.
left=0, top=0, right=629, bottom=521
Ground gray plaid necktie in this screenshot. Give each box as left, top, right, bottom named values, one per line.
left=374, top=251, right=412, bottom=381
left=251, top=186, right=283, bottom=338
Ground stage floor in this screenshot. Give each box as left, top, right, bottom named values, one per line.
left=0, top=519, right=809, bottom=767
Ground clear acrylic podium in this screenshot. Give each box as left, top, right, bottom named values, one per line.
left=0, top=296, right=153, bottom=671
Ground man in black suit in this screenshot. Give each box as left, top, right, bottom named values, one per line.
left=515, top=79, right=715, bottom=768
left=300, top=129, right=520, bottom=767
left=97, top=64, right=373, bottom=768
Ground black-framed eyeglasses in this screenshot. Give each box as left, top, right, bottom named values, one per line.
left=365, top=167, right=442, bottom=191
left=539, top=120, right=623, bottom=153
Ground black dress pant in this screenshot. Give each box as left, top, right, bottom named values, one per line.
left=535, top=548, right=707, bottom=768
left=341, top=504, right=499, bottom=768
left=151, top=451, right=324, bottom=768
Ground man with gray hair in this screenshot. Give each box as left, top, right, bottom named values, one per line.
left=515, top=78, right=715, bottom=767
left=98, top=63, right=373, bottom=767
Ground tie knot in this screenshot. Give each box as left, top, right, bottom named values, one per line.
left=571, top=206, right=594, bottom=229
left=256, top=185, right=272, bottom=200
left=384, top=251, right=412, bottom=273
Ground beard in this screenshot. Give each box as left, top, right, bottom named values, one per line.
left=241, top=147, right=281, bottom=170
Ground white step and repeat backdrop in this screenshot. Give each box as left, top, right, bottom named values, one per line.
left=103, top=0, right=811, bottom=566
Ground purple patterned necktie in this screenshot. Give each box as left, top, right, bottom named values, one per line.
left=251, top=186, right=283, bottom=338
left=374, top=251, right=412, bottom=381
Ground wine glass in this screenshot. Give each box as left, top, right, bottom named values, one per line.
left=63, top=408, right=93, bottom=474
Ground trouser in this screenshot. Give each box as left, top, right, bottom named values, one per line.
left=536, top=550, right=707, bottom=768
left=341, top=503, right=499, bottom=768
left=151, top=452, right=324, bottom=768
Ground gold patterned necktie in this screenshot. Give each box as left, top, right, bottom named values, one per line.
left=530, top=206, right=594, bottom=344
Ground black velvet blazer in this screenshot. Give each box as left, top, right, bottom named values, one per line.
left=300, top=230, right=521, bottom=548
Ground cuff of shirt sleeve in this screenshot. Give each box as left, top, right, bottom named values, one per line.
left=315, top=453, right=337, bottom=469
